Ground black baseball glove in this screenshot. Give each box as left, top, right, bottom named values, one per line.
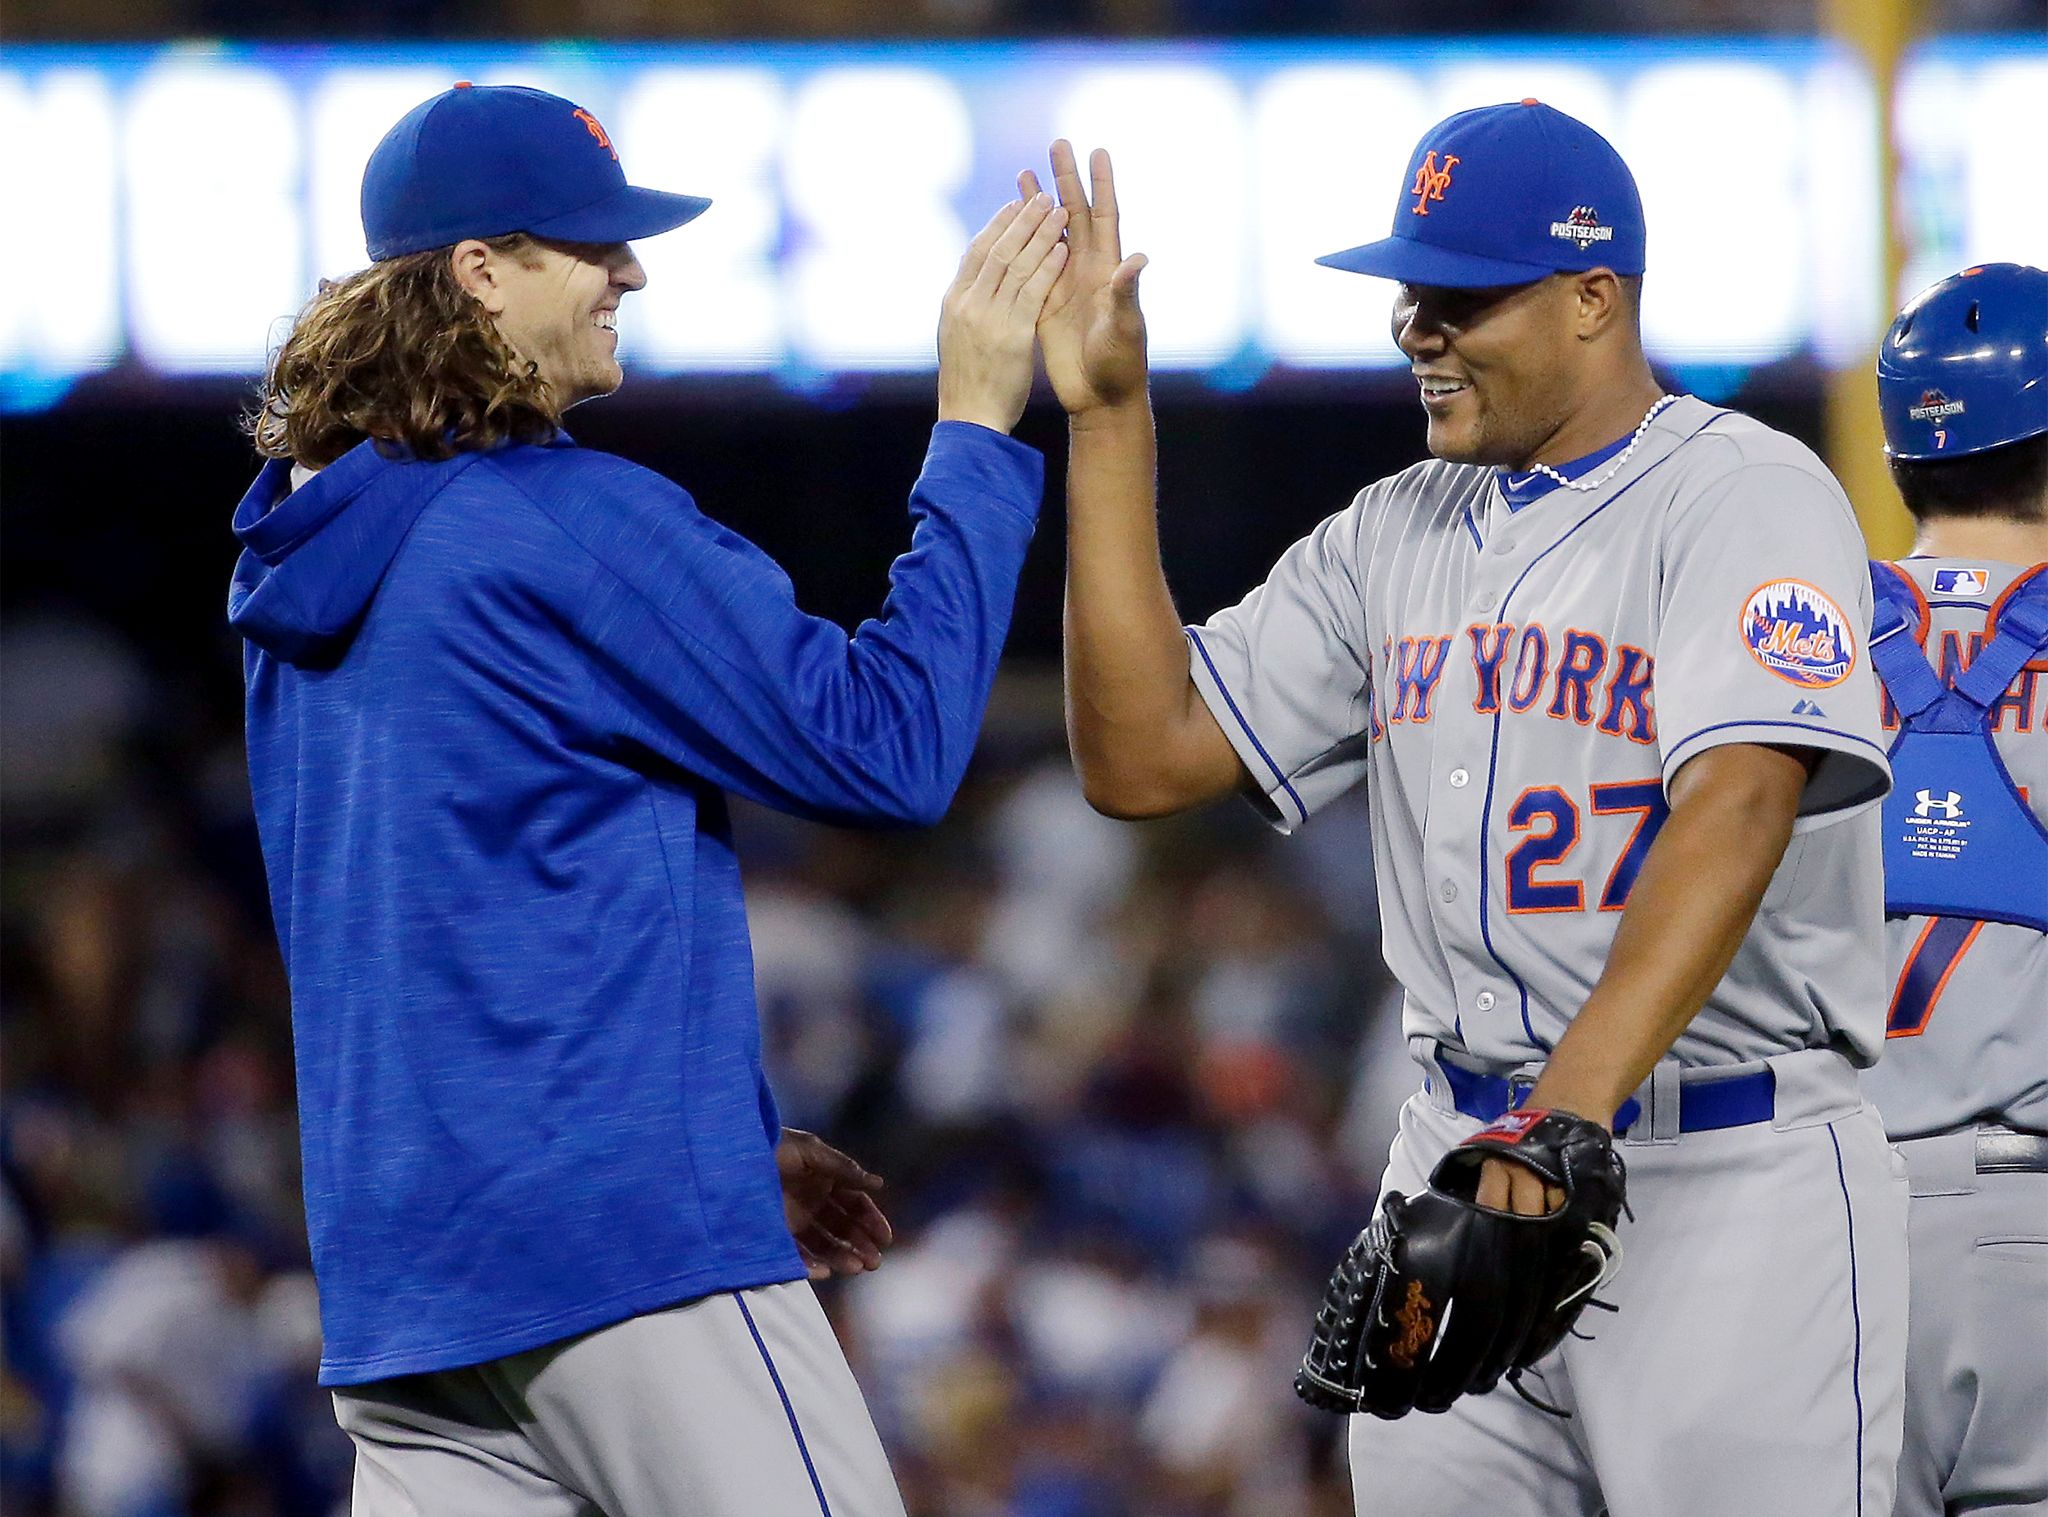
left=1294, top=1107, right=1628, bottom=1420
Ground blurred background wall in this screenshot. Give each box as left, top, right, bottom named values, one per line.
left=3, top=7, right=2044, bottom=1517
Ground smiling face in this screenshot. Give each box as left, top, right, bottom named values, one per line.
left=451, top=237, right=646, bottom=408
left=1393, top=276, right=1592, bottom=469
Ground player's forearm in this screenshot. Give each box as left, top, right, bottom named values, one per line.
left=1062, top=395, right=1211, bottom=815
left=1529, top=744, right=1810, bottom=1124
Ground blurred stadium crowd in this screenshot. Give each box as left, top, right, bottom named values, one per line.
left=1, top=607, right=1417, bottom=1517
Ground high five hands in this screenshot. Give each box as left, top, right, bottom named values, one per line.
left=1021, top=142, right=1150, bottom=417
left=935, top=143, right=1149, bottom=433
left=936, top=193, right=1069, bottom=434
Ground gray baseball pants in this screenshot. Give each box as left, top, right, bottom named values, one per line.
left=1891, top=1126, right=2048, bottom=1517
left=1348, top=1055, right=1909, bottom=1517
left=331, top=1280, right=907, bottom=1517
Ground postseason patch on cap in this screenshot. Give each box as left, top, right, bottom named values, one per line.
left=1549, top=206, right=1613, bottom=250
left=1931, top=568, right=1989, bottom=596
left=1742, top=580, right=1855, bottom=689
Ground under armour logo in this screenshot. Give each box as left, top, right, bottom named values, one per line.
left=1913, top=789, right=1963, bottom=820
left=1410, top=151, right=1459, bottom=216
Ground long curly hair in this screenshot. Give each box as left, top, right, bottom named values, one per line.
left=246, top=235, right=561, bottom=469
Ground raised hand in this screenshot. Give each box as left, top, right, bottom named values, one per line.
left=775, top=1128, right=894, bottom=1282
left=936, top=192, right=1070, bottom=434
left=1019, top=142, right=1149, bottom=417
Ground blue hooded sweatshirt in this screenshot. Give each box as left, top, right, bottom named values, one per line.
left=228, top=421, right=1041, bottom=1385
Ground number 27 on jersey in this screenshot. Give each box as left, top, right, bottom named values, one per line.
left=1504, top=779, right=1668, bottom=914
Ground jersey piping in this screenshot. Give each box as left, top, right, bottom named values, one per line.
left=735, top=1293, right=834, bottom=1517
left=1186, top=626, right=1311, bottom=826
left=1663, top=720, right=1890, bottom=791
left=1826, top=1122, right=1868, bottom=1517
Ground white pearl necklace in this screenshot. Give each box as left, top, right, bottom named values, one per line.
left=1520, top=393, right=1680, bottom=495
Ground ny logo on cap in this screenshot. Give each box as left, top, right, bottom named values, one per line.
left=1410, top=152, right=1459, bottom=217
left=572, top=108, right=618, bottom=162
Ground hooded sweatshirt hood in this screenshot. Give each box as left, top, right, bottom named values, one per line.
left=228, top=440, right=490, bottom=665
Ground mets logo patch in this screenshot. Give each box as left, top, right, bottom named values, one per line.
left=1742, top=580, right=1855, bottom=689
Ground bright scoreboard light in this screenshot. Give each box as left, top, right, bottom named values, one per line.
left=1, top=39, right=2042, bottom=408
left=1893, top=38, right=2048, bottom=310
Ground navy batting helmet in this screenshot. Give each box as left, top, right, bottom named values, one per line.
left=1877, top=262, right=2048, bottom=461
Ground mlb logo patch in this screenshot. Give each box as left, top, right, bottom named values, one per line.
left=1932, top=568, right=1988, bottom=596
left=1742, top=580, right=1856, bottom=689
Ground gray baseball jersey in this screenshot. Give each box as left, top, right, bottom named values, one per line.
left=1186, top=395, right=1892, bottom=1070
left=1862, top=557, right=2048, bottom=1138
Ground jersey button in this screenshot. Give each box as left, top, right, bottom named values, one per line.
left=1475, top=990, right=1496, bottom=1012
left=1493, top=537, right=1516, bottom=556
left=1476, top=590, right=1498, bottom=611
left=1439, top=880, right=1458, bottom=903
left=1449, top=768, right=1470, bottom=788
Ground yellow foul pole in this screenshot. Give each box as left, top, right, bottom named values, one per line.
left=1824, top=0, right=1917, bottom=558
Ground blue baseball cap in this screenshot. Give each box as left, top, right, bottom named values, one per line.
left=1877, top=262, right=2048, bottom=461
left=361, top=83, right=711, bottom=262
left=1318, top=100, right=1646, bottom=289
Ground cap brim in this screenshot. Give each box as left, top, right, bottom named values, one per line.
left=1316, top=236, right=1557, bottom=289
left=527, top=184, right=712, bottom=245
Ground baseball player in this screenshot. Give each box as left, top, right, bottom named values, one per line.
left=1863, top=262, right=2048, bottom=1517
left=1026, top=102, right=1909, bottom=1514
left=228, top=84, right=1068, bottom=1515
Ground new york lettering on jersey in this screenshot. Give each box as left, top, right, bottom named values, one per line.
left=1376, top=436, right=1648, bottom=743
left=1375, top=620, right=1655, bottom=741
left=1186, top=395, right=1891, bottom=1072
left=1864, top=558, right=2048, bottom=1140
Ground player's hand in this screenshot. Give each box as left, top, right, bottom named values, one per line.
left=936, top=193, right=1070, bottom=434
left=1475, top=1155, right=1566, bottom=1217
left=776, top=1129, right=893, bottom=1281
left=1019, top=142, right=1149, bottom=417
left=1475, top=1100, right=1611, bottom=1215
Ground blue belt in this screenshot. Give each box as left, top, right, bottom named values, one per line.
left=1432, top=1058, right=1776, bottom=1135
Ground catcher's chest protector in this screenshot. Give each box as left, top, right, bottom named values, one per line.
left=1868, top=561, right=2048, bottom=932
